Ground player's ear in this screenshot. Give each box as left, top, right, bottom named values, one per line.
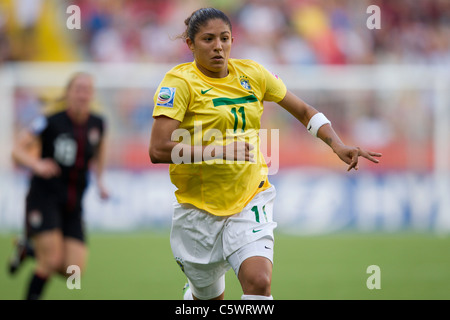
left=231, top=36, right=234, bottom=45
left=186, top=38, right=195, bottom=52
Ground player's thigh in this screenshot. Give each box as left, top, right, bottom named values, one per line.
left=33, top=229, right=65, bottom=272
left=63, top=237, right=88, bottom=273
left=227, top=235, right=274, bottom=295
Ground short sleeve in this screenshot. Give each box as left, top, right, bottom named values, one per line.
left=153, top=73, right=191, bottom=122
left=260, top=65, right=287, bottom=103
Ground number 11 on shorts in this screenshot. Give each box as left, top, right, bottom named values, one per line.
left=251, top=205, right=268, bottom=223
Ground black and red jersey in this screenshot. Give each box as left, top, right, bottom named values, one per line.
left=28, top=111, right=105, bottom=212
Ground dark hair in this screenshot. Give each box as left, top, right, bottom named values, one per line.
left=180, top=7, right=232, bottom=42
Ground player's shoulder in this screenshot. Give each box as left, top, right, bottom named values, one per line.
left=89, top=111, right=103, bottom=121
left=229, top=59, right=268, bottom=81
left=229, top=59, right=264, bottom=72
left=88, top=112, right=105, bottom=127
left=165, top=62, right=196, bottom=80
left=29, top=110, right=65, bottom=134
left=46, top=110, right=67, bottom=122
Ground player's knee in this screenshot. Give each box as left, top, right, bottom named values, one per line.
left=243, top=272, right=271, bottom=296
left=63, top=262, right=86, bottom=276
left=41, top=252, right=65, bottom=274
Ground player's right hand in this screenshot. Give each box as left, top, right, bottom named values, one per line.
left=223, top=141, right=255, bottom=162
left=32, top=158, right=61, bottom=179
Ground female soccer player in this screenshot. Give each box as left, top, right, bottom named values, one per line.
left=149, top=8, right=381, bottom=300
left=10, top=72, right=108, bottom=299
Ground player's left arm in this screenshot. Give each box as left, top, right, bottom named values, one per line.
left=277, top=90, right=382, bottom=171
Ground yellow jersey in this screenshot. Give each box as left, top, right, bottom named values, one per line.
left=153, top=59, right=287, bottom=216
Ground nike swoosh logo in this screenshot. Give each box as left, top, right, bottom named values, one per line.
left=307, top=125, right=312, bottom=131
left=265, top=246, right=272, bottom=250
left=201, top=87, right=213, bottom=94
left=252, top=229, right=263, bottom=233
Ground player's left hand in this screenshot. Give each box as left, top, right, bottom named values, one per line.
left=98, top=182, right=110, bottom=200
left=333, top=145, right=382, bottom=171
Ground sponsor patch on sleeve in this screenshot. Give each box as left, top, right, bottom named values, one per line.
left=156, top=87, right=176, bottom=108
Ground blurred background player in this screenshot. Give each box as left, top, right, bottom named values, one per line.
left=149, top=7, right=381, bottom=300
left=8, top=72, right=109, bottom=300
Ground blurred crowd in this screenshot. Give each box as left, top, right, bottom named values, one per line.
left=0, top=0, right=449, bottom=65
left=2, top=0, right=448, bottom=171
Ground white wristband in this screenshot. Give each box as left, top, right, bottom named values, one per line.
left=307, top=113, right=331, bottom=137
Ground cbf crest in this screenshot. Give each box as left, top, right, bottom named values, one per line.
left=239, top=76, right=251, bottom=90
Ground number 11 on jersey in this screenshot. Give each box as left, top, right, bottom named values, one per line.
left=231, top=106, right=246, bottom=133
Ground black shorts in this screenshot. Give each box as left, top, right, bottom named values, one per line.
left=25, top=189, right=85, bottom=243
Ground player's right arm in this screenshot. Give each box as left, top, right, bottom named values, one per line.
left=11, top=120, right=60, bottom=179
left=148, top=115, right=254, bottom=164
left=148, top=115, right=181, bottom=163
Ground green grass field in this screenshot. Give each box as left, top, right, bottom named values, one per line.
left=1, top=230, right=449, bottom=300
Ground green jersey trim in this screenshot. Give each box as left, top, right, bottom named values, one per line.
left=212, top=95, right=258, bottom=107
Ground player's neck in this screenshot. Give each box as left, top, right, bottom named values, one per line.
left=195, top=61, right=229, bottom=79
left=66, top=107, right=89, bottom=125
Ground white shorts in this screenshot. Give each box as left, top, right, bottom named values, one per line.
left=170, top=186, right=277, bottom=300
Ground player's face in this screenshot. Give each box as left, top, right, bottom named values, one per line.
left=188, top=19, right=233, bottom=78
left=66, top=75, right=94, bottom=114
